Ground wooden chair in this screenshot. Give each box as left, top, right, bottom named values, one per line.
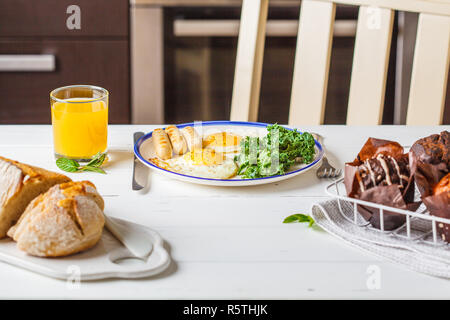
left=230, top=0, right=450, bottom=125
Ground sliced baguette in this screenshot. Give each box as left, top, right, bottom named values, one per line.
left=0, top=156, right=71, bottom=238
left=8, top=181, right=105, bottom=257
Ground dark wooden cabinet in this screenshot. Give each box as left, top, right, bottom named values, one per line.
left=0, top=40, right=129, bottom=123
left=0, top=0, right=128, bottom=37
left=0, top=0, right=130, bottom=124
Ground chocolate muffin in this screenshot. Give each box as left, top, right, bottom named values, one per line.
left=410, top=130, right=449, bottom=167
left=410, top=131, right=449, bottom=197
left=353, top=154, right=411, bottom=195
left=410, top=131, right=450, bottom=242
left=435, top=173, right=450, bottom=195
left=345, top=138, right=418, bottom=230
left=423, top=173, right=450, bottom=243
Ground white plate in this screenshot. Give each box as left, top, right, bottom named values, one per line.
left=134, top=121, right=323, bottom=186
left=0, top=217, right=171, bottom=281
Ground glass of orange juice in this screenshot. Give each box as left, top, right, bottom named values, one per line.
left=50, top=85, right=108, bottom=161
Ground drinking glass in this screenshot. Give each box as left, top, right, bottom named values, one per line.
left=50, top=85, right=108, bottom=162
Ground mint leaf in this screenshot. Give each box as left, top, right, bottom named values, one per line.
left=56, top=153, right=107, bottom=174
left=283, top=214, right=315, bottom=227
left=81, top=166, right=106, bottom=174
left=86, top=152, right=106, bottom=167
left=56, top=158, right=80, bottom=173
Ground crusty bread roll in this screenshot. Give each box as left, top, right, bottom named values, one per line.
left=0, top=156, right=71, bottom=238
left=165, top=125, right=187, bottom=155
left=153, top=128, right=173, bottom=160
left=7, top=181, right=105, bottom=257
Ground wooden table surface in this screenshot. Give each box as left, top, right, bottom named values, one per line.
left=0, top=124, right=449, bottom=299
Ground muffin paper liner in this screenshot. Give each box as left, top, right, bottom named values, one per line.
left=345, top=138, right=419, bottom=230
left=410, top=131, right=449, bottom=242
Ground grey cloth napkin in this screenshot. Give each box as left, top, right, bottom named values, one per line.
left=311, top=199, right=450, bottom=279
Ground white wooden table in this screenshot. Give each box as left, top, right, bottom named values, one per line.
left=0, top=125, right=449, bottom=299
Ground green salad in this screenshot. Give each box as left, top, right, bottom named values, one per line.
left=234, top=124, right=316, bottom=179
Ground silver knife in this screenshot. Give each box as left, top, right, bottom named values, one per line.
left=132, top=131, right=146, bottom=190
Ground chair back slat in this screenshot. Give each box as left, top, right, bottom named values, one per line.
left=230, top=0, right=268, bottom=122
left=230, top=0, right=450, bottom=125
left=406, top=13, right=450, bottom=125
left=346, top=6, right=394, bottom=125
left=288, top=0, right=336, bottom=126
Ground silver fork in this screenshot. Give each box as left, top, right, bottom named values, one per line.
left=311, top=133, right=342, bottom=179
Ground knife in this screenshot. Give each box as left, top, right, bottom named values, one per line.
left=132, top=131, right=146, bottom=191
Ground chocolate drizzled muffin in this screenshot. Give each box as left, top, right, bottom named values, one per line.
left=345, top=138, right=418, bottom=230
left=355, top=154, right=410, bottom=192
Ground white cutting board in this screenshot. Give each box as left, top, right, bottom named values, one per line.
left=0, top=217, right=171, bottom=281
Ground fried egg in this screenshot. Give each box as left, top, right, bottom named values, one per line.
left=150, top=148, right=237, bottom=179
left=203, top=132, right=242, bottom=153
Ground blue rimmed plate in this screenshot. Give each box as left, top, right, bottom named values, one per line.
left=134, top=121, right=323, bottom=186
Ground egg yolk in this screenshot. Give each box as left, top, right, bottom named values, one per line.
left=184, top=148, right=225, bottom=166
left=203, top=132, right=241, bottom=148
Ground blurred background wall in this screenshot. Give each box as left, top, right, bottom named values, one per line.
left=0, top=0, right=448, bottom=124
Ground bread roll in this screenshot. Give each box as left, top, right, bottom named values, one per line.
left=181, top=126, right=202, bottom=151
left=153, top=128, right=173, bottom=160
left=0, top=156, right=71, bottom=238
left=7, top=181, right=105, bottom=257
left=165, top=125, right=187, bottom=155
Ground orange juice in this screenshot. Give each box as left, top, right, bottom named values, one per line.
left=51, top=98, right=108, bottom=159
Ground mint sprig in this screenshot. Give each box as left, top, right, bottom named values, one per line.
left=80, top=165, right=106, bottom=174
left=86, top=152, right=106, bottom=168
left=283, top=214, right=315, bottom=227
left=56, top=152, right=107, bottom=174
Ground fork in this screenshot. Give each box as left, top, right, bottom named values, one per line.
left=311, top=133, right=342, bottom=179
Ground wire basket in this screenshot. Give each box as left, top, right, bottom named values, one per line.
left=325, top=178, right=450, bottom=249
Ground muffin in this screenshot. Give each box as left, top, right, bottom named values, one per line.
left=410, top=130, right=449, bottom=197
left=345, top=138, right=418, bottom=230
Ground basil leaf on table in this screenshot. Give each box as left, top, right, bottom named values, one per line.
left=283, top=214, right=315, bottom=227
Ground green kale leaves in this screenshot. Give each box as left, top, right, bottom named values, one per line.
left=234, top=124, right=316, bottom=179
